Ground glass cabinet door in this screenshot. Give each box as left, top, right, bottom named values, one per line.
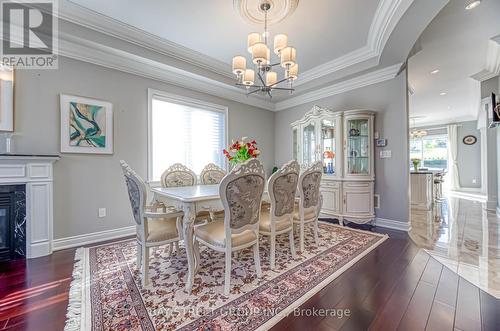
left=346, top=118, right=369, bottom=175
left=303, top=122, right=316, bottom=165
left=292, top=127, right=298, bottom=160
left=321, top=119, right=336, bottom=175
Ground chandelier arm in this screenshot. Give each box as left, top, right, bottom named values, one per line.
left=236, top=83, right=265, bottom=88
left=269, top=77, right=290, bottom=87
left=257, top=69, right=266, bottom=87
left=268, top=87, right=295, bottom=91
left=246, top=88, right=263, bottom=96
left=267, top=90, right=272, bottom=99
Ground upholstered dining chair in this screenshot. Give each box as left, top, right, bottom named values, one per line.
left=160, top=163, right=197, bottom=187
left=200, top=163, right=227, bottom=221
left=193, top=158, right=265, bottom=295
left=200, top=163, right=226, bottom=185
left=294, top=161, right=323, bottom=252
left=120, top=161, right=183, bottom=286
left=259, top=160, right=299, bottom=270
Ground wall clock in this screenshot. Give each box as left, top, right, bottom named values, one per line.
left=462, top=135, right=477, bottom=145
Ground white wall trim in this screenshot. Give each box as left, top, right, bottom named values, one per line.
left=471, top=35, right=500, bottom=82
left=496, top=206, right=500, bottom=218
left=56, top=0, right=413, bottom=91
left=56, top=32, right=276, bottom=111
left=53, top=226, right=136, bottom=251
left=374, top=217, right=410, bottom=232
left=275, top=63, right=402, bottom=111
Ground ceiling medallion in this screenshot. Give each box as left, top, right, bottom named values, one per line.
left=232, top=0, right=298, bottom=99
left=233, top=0, right=299, bottom=26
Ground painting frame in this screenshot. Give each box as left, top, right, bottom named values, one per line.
left=60, top=94, right=113, bottom=154
left=0, top=65, right=14, bottom=132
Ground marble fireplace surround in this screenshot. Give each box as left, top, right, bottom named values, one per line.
left=0, top=154, right=59, bottom=258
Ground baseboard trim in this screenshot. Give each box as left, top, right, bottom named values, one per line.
left=53, top=226, right=136, bottom=251
left=374, top=218, right=410, bottom=232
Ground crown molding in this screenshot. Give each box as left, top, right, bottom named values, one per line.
left=58, top=0, right=233, bottom=79
left=56, top=32, right=275, bottom=111
left=297, top=0, right=414, bottom=86
left=470, top=36, right=500, bottom=82
left=57, top=0, right=413, bottom=90
left=275, top=63, right=403, bottom=111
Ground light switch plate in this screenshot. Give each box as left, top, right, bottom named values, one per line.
left=380, top=150, right=392, bottom=158
left=98, top=208, right=106, bottom=218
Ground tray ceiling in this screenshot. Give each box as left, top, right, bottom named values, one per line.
left=67, top=0, right=379, bottom=73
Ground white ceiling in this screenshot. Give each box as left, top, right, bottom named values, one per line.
left=68, top=0, right=380, bottom=72
left=408, top=0, right=500, bottom=127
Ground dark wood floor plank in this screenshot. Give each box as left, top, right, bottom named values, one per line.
left=455, top=277, right=482, bottom=331
left=433, top=265, right=459, bottom=308
left=368, top=249, right=430, bottom=331
left=479, top=289, right=500, bottom=331
left=397, top=280, right=440, bottom=331
left=426, top=301, right=455, bottom=331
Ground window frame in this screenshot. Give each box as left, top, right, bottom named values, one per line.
left=410, top=133, right=449, bottom=171
left=147, top=88, right=229, bottom=184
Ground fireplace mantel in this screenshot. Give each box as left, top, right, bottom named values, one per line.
left=0, top=154, right=60, bottom=258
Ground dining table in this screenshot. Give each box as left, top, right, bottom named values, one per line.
left=151, top=184, right=269, bottom=293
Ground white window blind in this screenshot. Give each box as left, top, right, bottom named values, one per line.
left=149, top=93, right=226, bottom=182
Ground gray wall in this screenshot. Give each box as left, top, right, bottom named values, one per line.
left=480, top=76, right=498, bottom=209
left=275, top=73, right=409, bottom=223
left=13, top=57, right=275, bottom=239
left=457, top=121, right=481, bottom=189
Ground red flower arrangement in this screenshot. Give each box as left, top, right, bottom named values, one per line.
left=223, top=137, right=260, bottom=164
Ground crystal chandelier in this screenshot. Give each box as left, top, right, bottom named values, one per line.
left=409, top=118, right=427, bottom=139
left=232, top=0, right=297, bottom=98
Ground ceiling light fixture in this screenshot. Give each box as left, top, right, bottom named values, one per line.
left=430, top=69, right=440, bottom=74
left=465, top=1, right=481, bottom=10
left=232, top=0, right=297, bottom=98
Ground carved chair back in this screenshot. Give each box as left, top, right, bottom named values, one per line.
left=160, top=163, right=197, bottom=187
left=120, top=161, right=147, bottom=226
left=200, top=163, right=226, bottom=185
left=219, top=159, right=265, bottom=244
left=268, top=160, right=300, bottom=221
left=298, top=161, right=323, bottom=220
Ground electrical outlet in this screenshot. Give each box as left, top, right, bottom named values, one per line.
left=98, top=208, right=106, bottom=218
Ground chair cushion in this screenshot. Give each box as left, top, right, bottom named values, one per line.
left=259, top=210, right=293, bottom=232
left=194, top=219, right=257, bottom=248
left=293, top=205, right=317, bottom=221
left=146, top=218, right=179, bottom=242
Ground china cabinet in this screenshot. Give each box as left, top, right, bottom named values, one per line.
left=291, top=106, right=375, bottom=225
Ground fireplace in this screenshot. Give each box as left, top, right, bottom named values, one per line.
left=0, top=185, right=26, bottom=262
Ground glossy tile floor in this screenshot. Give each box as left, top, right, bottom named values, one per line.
left=410, top=195, right=500, bottom=299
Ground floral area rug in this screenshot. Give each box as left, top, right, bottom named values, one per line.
left=64, top=222, right=387, bottom=331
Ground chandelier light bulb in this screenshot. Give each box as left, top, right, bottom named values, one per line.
left=232, top=56, right=246, bottom=75
left=274, top=34, right=288, bottom=55
left=280, top=46, right=296, bottom=68
left=247, top=33, right=262, bottom=53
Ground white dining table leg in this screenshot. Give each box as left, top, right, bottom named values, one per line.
left=182, top=203, right=197, bottom=293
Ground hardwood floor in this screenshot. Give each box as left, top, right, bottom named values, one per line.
left=0, top=226, right=498, bottom=331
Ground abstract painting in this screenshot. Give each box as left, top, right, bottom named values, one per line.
left=60, top=95, right=113, bottom=154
